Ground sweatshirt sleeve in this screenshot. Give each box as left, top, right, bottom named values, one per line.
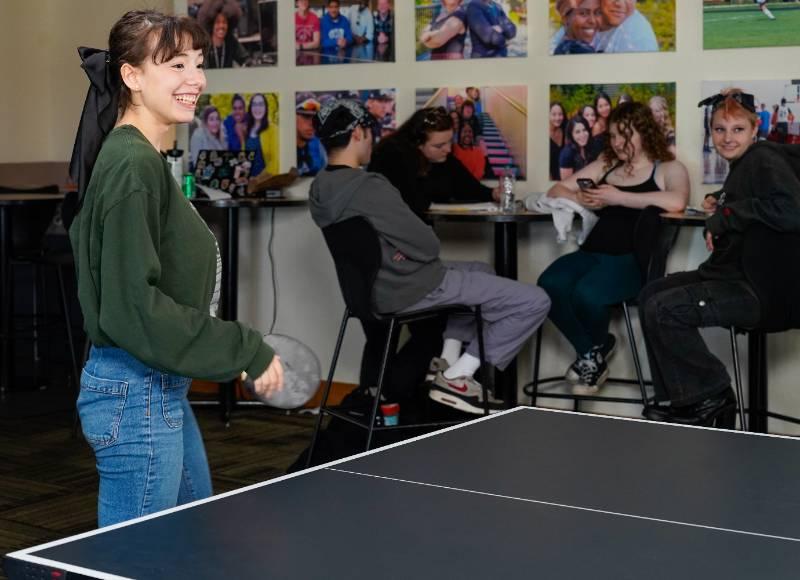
left=706, top=152, right=800, bottom=235
left=97, top=192, right=274, bottom=382
left=354, top=175, right=440, bottom=262
left=430, top=155, right=494, bottom=203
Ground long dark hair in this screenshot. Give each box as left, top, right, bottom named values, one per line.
left=565, top=115, right=591, bottom=151
left=245, top=93, right=269, bottom=136
left=374, top=106, right=453, bottom=173
left=602, top=102, right=674, bottom=169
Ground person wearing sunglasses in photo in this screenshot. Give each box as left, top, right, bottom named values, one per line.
left=368, top=106, right=501, bottom=219
left=639, top=89, right=800, bottom=428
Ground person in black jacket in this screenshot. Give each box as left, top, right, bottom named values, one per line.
left=367, top=106, right=500, bottom=218
left=639, top=88, right=800, bottom=428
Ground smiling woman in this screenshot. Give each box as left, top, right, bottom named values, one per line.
left=67, top=9, right=283, bottom=528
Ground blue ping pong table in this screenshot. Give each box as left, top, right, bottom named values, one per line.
left=5, top=407, right=800, bottom=579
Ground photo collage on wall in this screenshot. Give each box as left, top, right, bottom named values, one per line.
left=701, top=79, right=800, bottom=184
left=295, top=89, right=397, bottom=176
left=549, top=83, right=676, bottom=181
left=703, top=0, right=800, bottom=50
left=189, top=93, right=280, bottom=193
left=188, top=0, right=277, bottom=67
left=417, top=86, right=528, bottom=180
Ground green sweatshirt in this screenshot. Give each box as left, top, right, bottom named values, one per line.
left=69, top=125, right=273, bottom=381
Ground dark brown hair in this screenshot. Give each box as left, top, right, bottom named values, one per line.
left=109, top=10, right=208, bottom=115
left=602, top=101, right=674, bottom=170
left=375, top=107, right=454, bottom=174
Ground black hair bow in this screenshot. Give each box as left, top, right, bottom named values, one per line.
left=697, top=92, right=756, bottom=113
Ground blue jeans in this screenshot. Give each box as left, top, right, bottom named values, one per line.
left=78, top=346, right=213, bottom=527
left=538, top=251, right=642, bottom=355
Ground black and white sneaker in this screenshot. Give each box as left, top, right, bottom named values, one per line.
left=429, top=372, right=504, bottom=415
left=571, top=347, right=609, bottom=395
left=566, top=334, right=616, bottom=383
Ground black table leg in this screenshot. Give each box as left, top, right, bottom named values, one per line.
left=0, top=207, right=10, bottom=400
left=747, top=330, right=768, bottom=433
left=494, top=222, right=518, bottom=408
left=220, top=207, right=240, bottom=425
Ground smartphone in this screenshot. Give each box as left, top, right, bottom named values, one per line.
left=577, top=178, right=596, bottom=191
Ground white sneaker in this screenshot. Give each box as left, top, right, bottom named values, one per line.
left=429, top=372, right=504, bottom=414
left=425, top=357, right=450, bottom=383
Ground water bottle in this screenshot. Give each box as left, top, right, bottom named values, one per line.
left=165, top=141, right=184, bottom=188
left=500, top=166, right=515, bottom=212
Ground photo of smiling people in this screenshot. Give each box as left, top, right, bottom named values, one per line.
left=295, top=89, right=397, bottom=175
left=190, top=92, right=280, bottom=182
left=189, top=0, right=278, bottom=67
left=417, top=86, right=527, bottom=179
left=701, top=79, right=799, bottom=183
left=704, top=0, right=800, bottom=50
left=295, top=0, right=395, bottom=66
left=549, top=0, right=675, bottom=55
left=416, top=0, right=527, bottom=61
left=549, top=83, right=676, bottom=181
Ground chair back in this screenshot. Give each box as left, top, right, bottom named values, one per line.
left=321, top=216, right=383, bottom=322
left=0, top=184, right=60, bottom=255
left=633, top=205, right=670, bottom=283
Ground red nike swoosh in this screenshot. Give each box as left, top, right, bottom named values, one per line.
left=445, top=380, right=469, bottom=393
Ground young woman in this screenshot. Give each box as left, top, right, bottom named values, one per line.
left=419, top=0, right=467, bottom=60
left=190, top=105, right=227, bottom=166
left=593, top=91, right=612, bottom=137
left=558, top=115, right=593, bottom=180
left=453, top=123, right=487, bottom=180
left=553, top=0, right=601, bottom=55
left=539, top=102, right=689, bottom=393
left=581, top=104, right=598, bottom=132
left=648, top=95, right=676, bottom=153
left=242, top=93, right=278, bottom=177
left=549, top=102, right=568, bottom=181
left=368, top=106, right=500, bottom=217
left=198, top=0, right=251, bottom=68
left=639, top=89, right=800, bottom=427
left=69, top=10, right=283, bottom=527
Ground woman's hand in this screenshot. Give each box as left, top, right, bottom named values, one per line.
left=702, top=194, right=718, bottom=214
left=491, top=186, right=502, bottom=202
left=581, top=184, right=625, bottom=209
left=705, top=231, right=715, bottom=253
left=252, top=355, right=284, bottom=398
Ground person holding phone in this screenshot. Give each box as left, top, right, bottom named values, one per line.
left=538, top=102, right=689, bottom=394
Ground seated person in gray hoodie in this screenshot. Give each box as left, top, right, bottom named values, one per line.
left=309, top=99, right=551, bottom=414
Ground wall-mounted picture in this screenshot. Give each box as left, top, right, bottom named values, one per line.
left=188, top=0, right=277, bottom=67
left=415, top=0, right=527, bottom=61
left=190, top=92, right=280, bottom=181
left=701, top=79, right=799, bottom=184
left=549, top=0, right=675, bottom=55
left=295, top=0, right=395, bottom=66
left=704, top=0, right=800, bottom=50
left=549, top=82, right=676, bottom=181
left=295, top=89, right=397, bottom=176
left=417, top=86, right=528, bottom=180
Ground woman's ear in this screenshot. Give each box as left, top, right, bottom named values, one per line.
left=119, top=62, right=141, bottom=93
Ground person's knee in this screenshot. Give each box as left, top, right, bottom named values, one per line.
left=537, top=268, right=567, bottom=298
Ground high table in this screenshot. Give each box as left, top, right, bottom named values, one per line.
left=190, top=196, right=308, bottom=424
left=0, top=193, right=65, bottom=400
left=426, top=207, right=550, bottom=407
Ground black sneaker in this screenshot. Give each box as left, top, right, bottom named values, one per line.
left=571, top=347, right=609, bottom=395
left=566, top=334, right=616, bottom=383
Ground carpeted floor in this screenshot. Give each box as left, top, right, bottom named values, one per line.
left=0, top=402, right=315, bottom=578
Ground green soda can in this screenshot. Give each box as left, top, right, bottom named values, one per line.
left=182, top=173, right=195, bottom=198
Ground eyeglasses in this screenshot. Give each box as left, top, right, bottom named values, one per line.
left=422, top=106, right=450, bottom=126
left=697, top=92, right=756, bottom=114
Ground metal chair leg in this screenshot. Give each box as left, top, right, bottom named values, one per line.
left=367, top=319, right=397, bottom=451
left=474, top=305, right=490, bottom=414
left=729, top=327, right=747, bottom=431
left=622, top=301, right=649, bottom=406
left=56, top=265, right=80, bottom=394
left=530, top=326, right=543, bottom=407
left=306, top=308, right=350, bottom=468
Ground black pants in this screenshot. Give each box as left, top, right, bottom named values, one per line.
left=639, top=271, right=760, bottom=407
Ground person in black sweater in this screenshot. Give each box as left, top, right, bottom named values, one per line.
left=640, top=89, right=800, bottom=428
left=368, top=106, right=501, bottom=218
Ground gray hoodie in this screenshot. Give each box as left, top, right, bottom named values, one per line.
left=309, top=166, right=446, bottom=313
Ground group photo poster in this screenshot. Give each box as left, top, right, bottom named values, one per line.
left=190, top=92, right=280, bottom=190
left=188, top=0, right=277, bottom=68
left=295, top=0, right=395, bottom=66
left=704, top=0, right=800, bottom=50
left=417, top=86, right=528, bottom=180
left=549, top=83, right=676, bottom=181
left=295, top=89, right=397, bottom=176
left=415, top=0, right=527, bottom=61
left=701, top=79, right=799, bottom=184
left=549, top=0, right=675, bottom=55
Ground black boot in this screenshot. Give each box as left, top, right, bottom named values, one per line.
left=643, top=389, right=737, bottom=429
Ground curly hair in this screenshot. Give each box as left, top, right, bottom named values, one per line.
left=602, top=101, right=674, bottom=171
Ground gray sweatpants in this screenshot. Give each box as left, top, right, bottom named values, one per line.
left=402, top=261, right=551, bottom=371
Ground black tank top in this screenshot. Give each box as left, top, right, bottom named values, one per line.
left=581, top=162, right=660, bottom=255
left=430, top=8, right=466, bottom=59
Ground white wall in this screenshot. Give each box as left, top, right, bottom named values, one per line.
left=3, top=0, right=799, bottom=433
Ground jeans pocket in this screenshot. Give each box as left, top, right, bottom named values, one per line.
left=161, top=375, right=190, bottom=429
left=77, top=371, right=128, bottom=448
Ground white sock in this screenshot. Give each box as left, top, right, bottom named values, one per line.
left=440, top=338, right=462, bottom=366
left=763, top=7, right=775, bottom=18
left=444, top=353, right=481, bottom=379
